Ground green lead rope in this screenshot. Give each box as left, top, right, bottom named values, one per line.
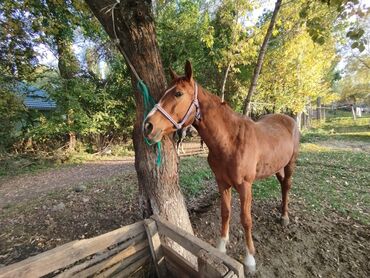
left=137, top=80, right=162, bottom=166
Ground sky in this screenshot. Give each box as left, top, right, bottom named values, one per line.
left=36, top=0, right=276, bottom=67
left=36, top=0, right=369, bottom=70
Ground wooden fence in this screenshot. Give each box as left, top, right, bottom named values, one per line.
left=0, top=215, right=244, bottom=278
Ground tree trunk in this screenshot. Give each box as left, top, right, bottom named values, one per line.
left=221, top=63, right=231, bottom=103
left=242, top=0, right=283, bottom=115
left=296, top=112, right=302, bottom=131
left=316, top=97, right=322, bottom=121
left=56, top=37, right=79, bottom=151
left=351, top=105, right=357, bottom=120
left=84, top=0, right=194, bottom=254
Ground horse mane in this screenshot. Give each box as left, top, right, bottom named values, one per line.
left=198, top=85, right=254, bottom=123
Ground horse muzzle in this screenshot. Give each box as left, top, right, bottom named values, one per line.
left=143, top=119, right=163, bottom=144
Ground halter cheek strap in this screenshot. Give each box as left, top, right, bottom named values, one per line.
left=148, top=82, right=201, bottom=130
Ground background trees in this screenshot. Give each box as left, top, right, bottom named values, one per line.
left=1, top=0, right=368, bottom=152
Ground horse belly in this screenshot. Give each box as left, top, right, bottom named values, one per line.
left=255, top=151, right=292, bottom=180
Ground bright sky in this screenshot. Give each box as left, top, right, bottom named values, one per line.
left=36, top=0, right=369, bottom=68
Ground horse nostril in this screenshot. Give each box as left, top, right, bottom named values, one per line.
left=144, top=121, right=153, bottom=137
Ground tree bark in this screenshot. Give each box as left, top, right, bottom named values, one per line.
left=242, top=0, right=283, bottom=115
left=351, top=105, right=357, bottom=120
left=56, top=37, right=79, bottom=151
left=84, top=0, right=194, bottom=252
left=316, top=97, right=322, bottom=121
left=220, top=63, right=231, bottom=103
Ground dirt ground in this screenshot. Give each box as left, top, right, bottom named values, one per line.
left=191, top=196, right=370, bottom=277
left=0, top=142, right=369, bottom=277
left=0, top=158, right=134, bottom=206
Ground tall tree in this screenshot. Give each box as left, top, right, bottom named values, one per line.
left=242, top=0, right=283, bottom=115
left=84, top=0, right=194, bottom=256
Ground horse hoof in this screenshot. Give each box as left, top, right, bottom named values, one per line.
left=244, top=255, right=256, bottom=275
left=216, top=238, right=227, bottom=253
left=281, top=216, right=290, bottom=226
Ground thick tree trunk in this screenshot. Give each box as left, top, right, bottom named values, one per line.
left=242, top=0, right=283, bottom=115
left=84, top=0, right=194, bottom=248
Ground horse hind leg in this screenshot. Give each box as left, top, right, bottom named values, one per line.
left=279, top=159, right=296, bottom=226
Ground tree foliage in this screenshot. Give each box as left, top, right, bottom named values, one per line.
left=0, top=0, right=368, bottom=153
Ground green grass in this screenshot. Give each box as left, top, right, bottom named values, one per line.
left=179, top=155, right=213, bottom=197
left=296, top=144, right=369, bottom=223
left=302, top=112, right=370, bottom=143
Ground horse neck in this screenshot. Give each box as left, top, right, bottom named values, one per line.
left=194, top=86, right=235, bottom=152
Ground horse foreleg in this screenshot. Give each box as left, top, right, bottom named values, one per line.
left=216, top=186, right=231, bottom=253
left=238, top=181, right=256, bottom=274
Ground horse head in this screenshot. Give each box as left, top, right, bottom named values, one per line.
left=143, top=60, right=200, bottom=144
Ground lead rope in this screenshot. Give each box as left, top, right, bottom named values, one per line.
left=103, top=0, right=161, bottom=165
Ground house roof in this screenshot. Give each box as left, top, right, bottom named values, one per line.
left=15, top=82, right=57, bottom=111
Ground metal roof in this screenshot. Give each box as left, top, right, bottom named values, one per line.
left=15, top=82, right=57, bottom=111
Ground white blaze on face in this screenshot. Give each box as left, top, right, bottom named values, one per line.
left=158, top=85, right=176, bottom=106
left=144, top=85, right=176, bottom=122
left=145, top=106, right=158, bottom=119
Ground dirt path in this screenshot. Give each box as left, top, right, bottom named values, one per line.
left=0, top=139, right=204, bottom=208
left=0, top=159, right=134, bottom=207
left=320, top=139, right=370, bottom=152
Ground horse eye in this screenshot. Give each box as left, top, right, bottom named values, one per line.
left=175, top=91, right=183, bottom=98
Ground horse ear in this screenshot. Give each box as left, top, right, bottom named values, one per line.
left=169, top=67, right=179, bottom=80
left=184, top=60, right=193, bottom=81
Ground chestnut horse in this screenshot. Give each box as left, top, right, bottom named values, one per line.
left=143, top=61, right=300, bottom=274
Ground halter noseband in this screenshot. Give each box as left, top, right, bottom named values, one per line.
left=148, top=82, right=201, bottom=130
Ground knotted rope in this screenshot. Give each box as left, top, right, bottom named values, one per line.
left=103, top=0, right=161, bottom=165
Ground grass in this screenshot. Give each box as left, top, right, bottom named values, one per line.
left=302, top=112, right=370, bottom=143
left=179, top=155, right=213, bottom=197
left=0, top=144, right=134, bottom=178
left=294, top=145, right=369, bottom=223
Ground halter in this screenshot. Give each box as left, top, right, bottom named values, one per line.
left=147, top=82, right=201, bottom=130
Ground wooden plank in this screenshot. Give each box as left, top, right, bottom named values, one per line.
left=162, top=244, right=198, bottom=278
left=165, top=257, right=192, bottom=278
left=223, top=270, right=237, bottom=278
left=0, top=221, right=145, bottom=278
left=143, top=219, right=167, bottom=278
left=151, top=215, right=244, bottom=278
left=110, top=255, right=150, bottom=278
left=72, top=240, right=149, bottom=277
left=197, top=249, right=228, bottom=278
left=56, top=232, right=146, bottom=277
left=95, top=248, right=150, bottom=278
